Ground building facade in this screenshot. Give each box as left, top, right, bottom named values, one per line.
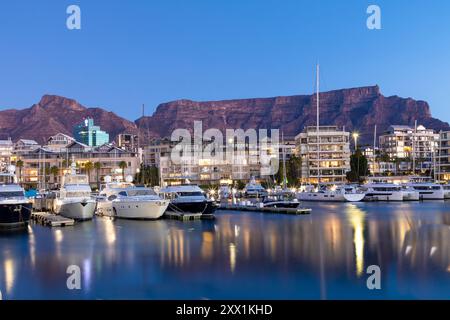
left=295, top=126, right=351, bottom=184
left=16, top=140, right=139, bottom=189
left=379, top=125, right=438, bottom=174
left=73, top=118, right=110, bottom=147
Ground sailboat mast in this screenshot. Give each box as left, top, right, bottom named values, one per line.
left=282, top=132, right=287, bottom=189
left=412, top=120, right=417, bottom=175
left=373, top=125, right=377, bottom=176
left=316, top=64, right=320, bottom=185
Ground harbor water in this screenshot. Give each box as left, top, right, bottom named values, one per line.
left=1, top=201, right=450, bottom=299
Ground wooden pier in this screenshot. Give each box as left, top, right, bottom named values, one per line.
left=164, top=211, right=203, bottom=221
left=219, top=204, right=312, bottom=215
left=31, top=212, right=75, bottom=227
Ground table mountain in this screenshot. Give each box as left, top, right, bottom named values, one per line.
left=0, top=86, right=448, bottom=145
left=136, top=85, right=449, bottom=145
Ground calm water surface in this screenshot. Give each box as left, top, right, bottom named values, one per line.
left=1, top=202, right=450, bottom=299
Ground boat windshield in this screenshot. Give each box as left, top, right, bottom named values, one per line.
left=178, top=192, right=204, bottom=197
left=126, top=189, right=156, bottom=197
left=66, top=191, right=91, bottom=198
left=0, top=191, right=24, bottom=198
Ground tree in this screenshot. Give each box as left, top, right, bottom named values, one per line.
left=347, top=149, right=369, bottom=183
left=94, top=162, right=102, bottom=190
left=16, top=159, right=24, bottom=183
left=62, top=159, right=72, bottom=168
left=275, top=155, right=302, bottom=187
left=84, top=161, right=94, bottom=184
left=119, top=161, right=127, bottom=181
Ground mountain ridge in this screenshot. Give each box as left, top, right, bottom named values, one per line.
left=0, top=86, right=447, bottom=145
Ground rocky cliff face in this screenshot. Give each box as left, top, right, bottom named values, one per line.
left=0, top=95, right=138, bottom=143
left=136, top=85, right=449, bottom=145
left=0, top=86, right=448, bottom=145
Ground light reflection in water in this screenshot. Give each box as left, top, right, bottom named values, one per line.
left=4, top=259, right=14, bottom=295
left=346, top=204, right=365, bottom=277
left=1, top=201, right=450, bottom=299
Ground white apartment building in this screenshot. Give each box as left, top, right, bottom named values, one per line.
left=295, top=126, right=351, bottom=184
left=436, top=131, right=450, bottom=181
left=379, top=125, right=438, bottom=173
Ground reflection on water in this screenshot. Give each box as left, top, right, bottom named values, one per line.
left=0, top=202, right=450, bottom=299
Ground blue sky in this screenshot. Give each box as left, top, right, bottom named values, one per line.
left=0, top=0, right=449, bottom=122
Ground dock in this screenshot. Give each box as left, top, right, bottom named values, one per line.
left=219, top=204, right=312, bottom=215
left=164, top=211, right=203, bottom=221
left=31, top=212, right=75, bottom=227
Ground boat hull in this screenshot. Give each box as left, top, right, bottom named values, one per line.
left=417, top=190, right=445, bottom=200
left=262, top=201, right=300, bottom=208
left=55, top=200, right=96, bottom=220
left=167, top=200, right=217, bottom=216
left=112, top=200, right=169, bottom=220
left=402, top=191, right=420, bottom=201
left=364, top=192, right=404, bottom=201
left=0, top=202, right=32, bottom=229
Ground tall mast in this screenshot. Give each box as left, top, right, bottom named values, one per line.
left=373, top=125, right=377, bottom=176
left=412, top=120, right=417, bottom=175
left=282, top=132, right=287, bottom=189
left=316, top=64, right=320, bottom=185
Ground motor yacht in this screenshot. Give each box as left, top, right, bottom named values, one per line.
left=243, top=177, right=268, bottom=198
left=96, top=176, right=169, bottom=219
left=0, top=168, right=32, bottom=229
left=361, top=183, right=404, bottom=201
left=53, top=166, right=96, bottom=220
left=159, top=184, right=217, bottom=217
left=405, top=182, right=445, bottom=200
left=297, top=184, right=365, bottom=202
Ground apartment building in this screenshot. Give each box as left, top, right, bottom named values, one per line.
left=379, top=125, right=438, bottom=173
left=17, top=139, right=140, bottom=189
left=295, top=126, right=351, bottom=184
left=436, top=131, right=450, bottom=181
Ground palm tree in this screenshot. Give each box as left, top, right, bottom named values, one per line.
left=62, top=159, right=72, bottom=168
left=118, top=161, right=127, bottom=181
left=94, top=162, right=102, bottom=190
left=84, top=161, right=94, bottom=184
left=16, top=159, right=24, bottom=183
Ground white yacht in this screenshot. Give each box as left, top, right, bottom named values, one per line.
left=401, top=185, right=420, bottom=201
left=159, top=184, right=218, bottom=217
left=243, top=177, right=268, bottom=198
left=0, top=168, right=33, bottom=229
left=297, top=185, right=365, bottom=202
left=361, top=183, right=404, bottom=201
left=442, top=184, right=450, bottom=199
left=96, top=176, right=169, bottom=219
left=405, top=182, right=445, bottom=200
left=53, top=171, right=96, bottom=220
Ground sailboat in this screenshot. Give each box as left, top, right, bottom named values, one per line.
left=296, top=65, right=365, bottom=202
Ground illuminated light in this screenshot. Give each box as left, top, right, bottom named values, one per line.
left=405, top=245, right=412, bottom=256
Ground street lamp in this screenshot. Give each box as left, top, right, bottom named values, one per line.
left=352, top=132, right=359, bottom=151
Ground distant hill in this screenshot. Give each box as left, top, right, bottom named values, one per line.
left=1, top=86, right=448, bottom=145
